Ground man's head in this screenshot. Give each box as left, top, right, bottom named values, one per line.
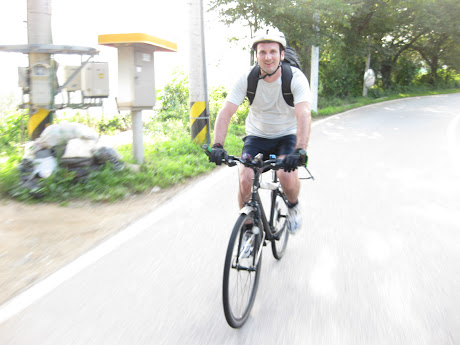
left=255, top=42, right=285, bottom=76
left=251, top=29, right=286, bottom=77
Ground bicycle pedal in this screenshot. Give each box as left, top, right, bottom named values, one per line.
left=263, top=241, right=268, bottom=246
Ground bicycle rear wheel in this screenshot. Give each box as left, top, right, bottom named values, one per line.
left=271, top=191, right=289, bottom=260
left=223, top=212, right=262, bottom=328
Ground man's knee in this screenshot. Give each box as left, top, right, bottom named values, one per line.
left=277, top=169, right=298, bottom=186
left=239, top=168, right=253, bottom=191
left=277, top=170, right=300, bottom=202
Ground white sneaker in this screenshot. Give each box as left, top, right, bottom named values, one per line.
left=287, top=202, right=302, bottom=235
left=239, top=228, right=254, bottom=258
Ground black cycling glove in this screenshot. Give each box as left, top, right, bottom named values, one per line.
left=210, top=143, right=227, bottom=165
left=282, top=148, right=304, bottom=172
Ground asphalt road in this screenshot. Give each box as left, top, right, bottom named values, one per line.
left=1, top=94, right=459, bottom=345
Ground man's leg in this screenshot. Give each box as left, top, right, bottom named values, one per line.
left=277, top=159, right=300, bottom=204
left=277, top=161, right=302, bottom=234
left=238, top=166, right=254, bottom=208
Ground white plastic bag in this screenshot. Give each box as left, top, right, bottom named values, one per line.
left=37, top=122, right=99, bottom=148
left=62, top=138, right=98, bottom=159
left=32, top=156, right=58, bottom=178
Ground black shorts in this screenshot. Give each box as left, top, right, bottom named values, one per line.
left=242, top=135, right=296, bottom=159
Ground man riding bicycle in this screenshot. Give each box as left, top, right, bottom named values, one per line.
left=210, top=28, right=312, bottom=234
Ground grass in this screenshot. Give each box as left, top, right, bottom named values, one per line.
left=0, top=120, right=246, bottom=203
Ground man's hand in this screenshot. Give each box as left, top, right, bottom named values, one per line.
left=282, top=148, right=304, bottom=172
left=210, top=143, right=227, bottom=165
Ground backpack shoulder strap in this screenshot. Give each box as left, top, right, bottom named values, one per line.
left=281, top=61, right=294, bottom=107
left=246, top=65, right=260, bottom=105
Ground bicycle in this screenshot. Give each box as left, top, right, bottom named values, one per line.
left=203, top=145, right=313, bottom=328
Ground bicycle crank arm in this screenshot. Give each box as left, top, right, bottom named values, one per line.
left=254, top=232, right=265, bottom=266
left=232, top=264, right=257, bottom=272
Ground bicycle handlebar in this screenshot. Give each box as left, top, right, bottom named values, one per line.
left=202, top=144, right=308, bottom=171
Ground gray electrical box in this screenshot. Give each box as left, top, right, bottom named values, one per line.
left=63, top=65, right=82, bottom=92
left=117, top=46, right=155, bottom=109
left=81, top=62, right=109, bottom=98
left=18, top=67, right=29, bottom=91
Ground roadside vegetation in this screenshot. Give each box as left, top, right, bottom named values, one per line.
left=0, top=30, right=460, bottom=204
left=1, top=69, right=458, bottom=204
left=0, top=72, right=247, bottom=204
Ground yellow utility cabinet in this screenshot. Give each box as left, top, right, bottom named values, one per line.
left=98, top=33, right=177, bottom=163
left=98, top=33, right=177, bottom=110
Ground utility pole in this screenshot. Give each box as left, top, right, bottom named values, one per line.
left=188, top=0, right=210, bottom=145
left=310, top=13, right=320, bottom=114
left=363, top=43, right=371, bottom=96
left=27, top=0, right=54, bottom=139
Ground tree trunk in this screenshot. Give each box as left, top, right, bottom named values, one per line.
left=381, top=62, right=393, bottom=89
left=429, top=56, right=439, bottom=84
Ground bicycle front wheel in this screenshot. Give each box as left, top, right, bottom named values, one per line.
left=222, top=212, right=262, bottom=328
left=271, top=191, right=289, bottom=260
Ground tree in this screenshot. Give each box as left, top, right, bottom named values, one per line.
left=410, top=0, right=460, bottom=83
left=209, top=0, right=354, bottom=76
left=209, top=0, right=460, bottom=97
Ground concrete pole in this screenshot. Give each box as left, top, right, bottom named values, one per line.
left=310, top=46, right=319, bottom=114
left=188, top=0, right=210, bottom=145
left=310, top=13, right=320, bottom=114
left=132, top=110, right=144, bottom=164
left=363, top=49, right=371, bottom=97
left=27, top=0, right=54, bottom=139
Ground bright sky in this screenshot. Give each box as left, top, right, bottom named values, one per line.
left=0, top=0, right=250, bottom=108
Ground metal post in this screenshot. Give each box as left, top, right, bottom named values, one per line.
left=132, top=110, right=144, bottom=164
left=310, top=13, right=320, bottom=114
left=27, top=0, right=54, bottom=139
left=188, top=0, right=210, bottom=145
left=311, top=46, right=319, bottom=114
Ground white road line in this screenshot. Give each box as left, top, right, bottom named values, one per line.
left=0, top=204, right=161, bottom=324
left=447, top=112, right=460, bottom=176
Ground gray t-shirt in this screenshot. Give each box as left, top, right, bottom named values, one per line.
left=226, top=66, right=311, bottom=139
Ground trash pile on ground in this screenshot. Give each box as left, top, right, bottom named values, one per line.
left=18, top=122, right=124, bottom=193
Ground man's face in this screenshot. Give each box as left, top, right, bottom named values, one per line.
left=256, top=42, right=284, bottom=75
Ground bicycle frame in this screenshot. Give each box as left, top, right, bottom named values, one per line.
left=245, top=167, right=288, bottom=243
left=202, top=143, right=312, bottom=245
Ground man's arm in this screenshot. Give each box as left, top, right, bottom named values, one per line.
left=213, top=101, right=239, bottom=145
left=294, top=101, right=312, bottom=150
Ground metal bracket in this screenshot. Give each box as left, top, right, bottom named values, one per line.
left=55, top=55, right=94, bottom=95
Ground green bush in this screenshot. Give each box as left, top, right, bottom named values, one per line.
left=55, top=111, right=131, bottom=135
left=319, top=53, right=364, bottom=98
left=394, top=57, right=420, bottom=86
left=155, top=69, right=189, bottom=123
left=0, top=110, right=25, bottom=154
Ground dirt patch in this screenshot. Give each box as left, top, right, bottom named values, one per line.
left=0, top=182, right=188, bottom=306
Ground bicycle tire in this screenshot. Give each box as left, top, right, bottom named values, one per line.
left=222, top=212, right=262, bottom=328
left=271, top=190, right=289, bottom=259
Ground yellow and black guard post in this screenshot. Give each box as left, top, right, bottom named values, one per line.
left=188, top=0, right=211, bottom=145
left=190, top=101, right=210, bottom=144
left=28, top=108, right=53, bottom=140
